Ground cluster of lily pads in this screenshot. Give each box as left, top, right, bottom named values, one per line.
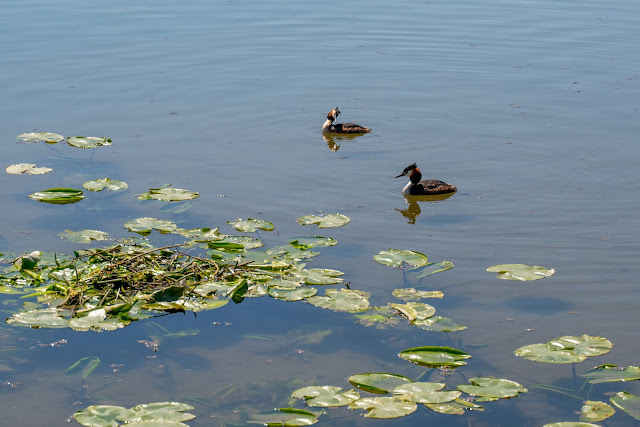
left=73, top=401, right=196, bottom=427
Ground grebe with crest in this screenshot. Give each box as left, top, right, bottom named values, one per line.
left=395, top=163, right=457, bottom=196
left=322, top=107, right=371, bottom=134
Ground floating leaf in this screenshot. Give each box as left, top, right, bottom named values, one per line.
left=389, top=302, right=435, bottom=321
left=289, top=236, right=337, bottom=249
left=69, top=308, right=128, bottom=332
left=73, top=405, right=138, bottom=426
left=124, top=217, right=177, bottom=235
left=248, top=407, right=320, bottom=426
left=289, top=268, right=344, bottom=285
left=610, top=391, right=640, bottom=420
left=392, top=288, right=443, bottom=301
left=130, top=402, right=196, bottom=423
left=374, top=249, right=428, bottom=269
left=73, top=402, right=195, bottom=427
left=139, top=187, right=199, bottom=201
left=348, top=397, right=417, bottom=419
left=580, top=400, right=615, bottom=422
left=83, top=178, right=128, bottom=192
left=227, top=218, right=274, bottom=232
left=5, top=163, right=52, bottom=175
left=581, top=364, right=640, bottom=384
left=514, top=343, right=585, bottom=364
left=398, top=346, right=471, bottom=368
left=17, top=132, right=64, bottom=143
left=59, top=229, right=110, bottom=243
left=6, top=307, right=69, bottom=328
left=411, top=261, right=455, bottom=278
left=547, top=335, right=612, bottom=357
left=297, top=213, right=350, bottom=229
left=307, top=288, right=369, bottom=312
left=13, top=250, right=42, bottom=270
left=28, top=188, right=84, bottom=204
left=413, top=316, right=467, bottom=332
left=65, top=356, right=101, bottom=380
left=354, top=306, right=401, bottom=329
left=268, top=287, right=317, bottom=301
left=67, top=136, right=113, bottom=148
left=392, top=382, right=461, bottom=404
left=543, top=423, right=600, bottom=427
left=486, top=263, right=555, bottom=281
left=347, top=373, right=413, bottom=394
left=291, top=385, right=359, bottom=407
left=457, top=377, right=527, bottom=401
left=426, top=398, right=484, bottom=415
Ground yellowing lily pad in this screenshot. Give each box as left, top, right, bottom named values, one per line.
left=389, top=302, right=435, bottom=321
left=348, top=397, right=417, bottom=419
left=580, top=400, right=615, bottom=422
left=83, top=178, right=128, bottom=192
left=413, top=316, right=467, bottom=332
left=139, top=188, right=199, bottom=201
left=291, top=385, right=359, bottom=407
left=486, top=263, right=555, bottom=281
left=228, top=218, right=274, bottom=232
left=307, top=288, right=369, bottom=312
left=457, top=377, right=527, bottom=401
left=297, top=213, right=350, bottom=228
left=392, top=382, right=461, bottom=404
left=392, top=288, right=443, bottom=301
left=67, top=136, right=113, bottom=148
left=374, top=249, right=428, bottom=269
left=59, top=229, right=110, bottom=243
left=5, top=163, right=52, bottom=175
left=124, top=217, right=177, bottom=235
left=17, top=132, right=64, bottom=143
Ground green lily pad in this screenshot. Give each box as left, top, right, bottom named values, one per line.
left=411, top=260, right=455, bottom=278
left=347, top=373, right=413, bottom=394
left=130, top=402, right=196, bottom=423
left=268, top=286, right=317, bottom=301
left=289, top=236, right=337, bottom=249
left=83, top=178, right=128, bottom=192
left=6, top=307, right=69, bottom=328
left=17, top=132, right=64, bottom=143
left=610, top=391, right=640, bottom=420
left=374, top=249, right=429, bottom=269
left=426, top=398, right=484, bottom=415
left=457, top=377, right=527, bottom=401
left=392, top=382, right=461, bottom=404
left=124, top=217, right=178, bottom=235
left=139, top=188, right=199, bottom=201
left=291, top=385, right=360, bottom=407
left=248, top=408, right=320, bottom=426
left=28, top=188, right=84, bottom=204
left=581, top=364, right=640, bottom=384
left=547, top=335, right=612, bottom=357
left=67, top=136, right=113, bottom=148
left=59, top=229, right=110, bottom=243
left=514, top=343, right=586, bottom=364
left=289, top=268, right=344, bottom=285
left=5, top=163, right=52, bottom=175
left=220, top=235, right=264, bottom=249
left=354, top=306, right=401, bottom=329
left=297, top=213, right=350, bottom=228
left=307, top=288, right=369, bottom=312
left=486, top=263, right=555, bottom=281
left=74, top=405, right=138, bottom=426
left=398, top=346, right=471, bottom=368
left=69, top=308, right=128, bottom=332
left=348, top=397, right=417, bottom=419
left=392, top=288, right=443, bottom=301
left=389, top=302, right=435, bottom=321
left=580, top=400, right=615, bottom=422
left=543, top=423, right=602, bottom=427
left=227, top=218, right=274, bottom=232
left=413, top=316, right=467, bottom=332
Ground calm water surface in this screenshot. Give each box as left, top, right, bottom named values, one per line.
left=1, top=0, right=639, bottom=425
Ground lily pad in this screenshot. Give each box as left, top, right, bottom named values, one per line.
left=543, top=424, right=600, bottom=427
left=457, top=377, right=527, bottom=401
left=580, top=400, right=615, bottom=422
left=398, top=346, right=471, bottom=368
left=610, top=391, right=640, bottom=420
left=348, top=397, right=417, bottom=419
left=248, top=408, right=320, bottom=426
left=426, top=398, right=484, bottom=415
left=67, top=136, right=113, bottom=148
left=547, top=335, right=612, bottom=357
left=268, top=287, right=317, bottom=301
left=288, top=268, right=344, bottom=285
left=74, top=405, right=138, bottom=426
left=17, top=132, right=64, bottom=143
left=28, top=188, right=84, bottom=204
left=389, top=302, right=435, bottom=321
left=297, top=213, right=350, bottom=229
left=392, top=382, right=461, bottom=404
left=69, top=308, right=128, bottom=332
left=486, top=263, right=555, bottom=281
left=514, top=343, right=586, bottom=364
left=581, top=364, right=640, bottom=384
left=413, top=316, right=467, bottom=332
left=354, top=306, right=401, bottom=329
left=307, top=288, right=369, bottom=312
left=291, top=385, right=359, bottom=407
left=5, top=163, right=52, bottom=175
left=139, top=188, right=199, bottom=201
left=374, top=249, right=429, bottom=269
left=411, top=260, right=455, bottom=278
left=59, top=229, right=110, bottom=243
left=6, top=307, right=69, bottom=328
left=83, top=178, right=128, bottom=192
left=228, top=218, right=274, bottom=232
left=289, top=236, right=337, bottom=249
left=124, top=217, right=177, bottom=235
left=130, top=402, right=196, bottom=423
left=347, top=373, right=413, bottom=394
left=392, top=288, right=443, bottom=301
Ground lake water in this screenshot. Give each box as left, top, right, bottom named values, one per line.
left=1, top=0, right=639, bottom=425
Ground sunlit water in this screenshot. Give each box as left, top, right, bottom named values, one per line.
left=1, top=0, right=639, bottom=425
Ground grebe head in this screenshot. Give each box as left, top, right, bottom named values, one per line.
left=327, top=107, right=341, bottom=122
left=395, top=163, right=420, bottom=179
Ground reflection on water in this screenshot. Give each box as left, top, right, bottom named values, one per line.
left=395, top=194, right=456, bottom=224
left=322, top=132, right=370, bottom=151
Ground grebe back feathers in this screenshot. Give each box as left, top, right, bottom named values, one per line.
left=395, top=163, right=457, bottom=196
left=322, top=107, right=371, bottom=134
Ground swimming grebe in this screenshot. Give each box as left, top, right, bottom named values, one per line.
left=322, top=107, right=371, bottom=134
left=395, top=163, right=457, bottom=196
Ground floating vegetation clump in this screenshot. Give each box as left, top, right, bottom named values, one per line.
left=73, top=401, right=195, bottom=426
left=5, top=163, right=52, bottom=175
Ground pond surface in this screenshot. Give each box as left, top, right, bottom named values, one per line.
left=1, top=0, right=639, bottom=425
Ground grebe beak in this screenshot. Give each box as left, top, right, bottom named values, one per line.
left=395, top=170, right=408, bottom=178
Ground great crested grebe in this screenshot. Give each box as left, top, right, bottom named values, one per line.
left=322, top=107, right=371, bottom=134
left=395, top=163, right=457, bottom=196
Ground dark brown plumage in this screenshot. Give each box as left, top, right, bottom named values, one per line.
left=395, top=163, right=457, bottom=196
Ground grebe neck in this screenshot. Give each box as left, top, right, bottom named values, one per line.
left=322, top=119, right=334, bottom=131
left=402, top=181, right=414, bottom=196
